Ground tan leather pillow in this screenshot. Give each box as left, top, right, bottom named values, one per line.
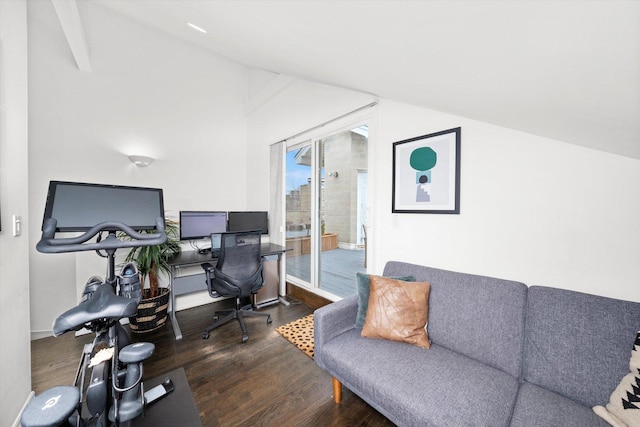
left=361, top=275, right=431, bottom=349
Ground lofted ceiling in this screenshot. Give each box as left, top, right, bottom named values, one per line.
left=88, top=0, right=639, bottom=159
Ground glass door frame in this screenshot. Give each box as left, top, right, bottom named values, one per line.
left=284, top=111, right=375, bottom=300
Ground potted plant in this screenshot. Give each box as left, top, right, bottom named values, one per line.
left=122, top=218, right=181, bottom=333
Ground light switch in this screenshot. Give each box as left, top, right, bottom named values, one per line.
left=12, top=215, right=21, bottom=237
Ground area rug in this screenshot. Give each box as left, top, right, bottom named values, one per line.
left=276, top=314, right=315, bottom=359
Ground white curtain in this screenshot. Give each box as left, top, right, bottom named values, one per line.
left=269, top=141, right=284, bottom=245
left=269, top=141, right=286, bottom=296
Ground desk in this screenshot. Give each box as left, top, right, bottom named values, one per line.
left=168, top=243, right=288, bottom=340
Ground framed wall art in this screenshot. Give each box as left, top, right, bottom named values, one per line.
left=392, top=127, right=461, bottom=214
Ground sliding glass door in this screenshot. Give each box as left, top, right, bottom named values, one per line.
left=285, top=141, right=313, bottom=288
left=285, top=125, right=368, bottom=298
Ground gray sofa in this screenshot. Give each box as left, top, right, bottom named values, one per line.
left=314, top=261, right=640, bottom=426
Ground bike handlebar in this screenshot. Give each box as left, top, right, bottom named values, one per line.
left=36, top=217, right=167, bottom=254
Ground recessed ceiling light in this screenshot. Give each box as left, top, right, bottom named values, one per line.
left=187, top=22, right=207, bottom=34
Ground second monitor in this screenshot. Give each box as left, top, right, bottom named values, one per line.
left=179, top=211, right=227, bottom=241
left=227, top=211, right=268, bottom=234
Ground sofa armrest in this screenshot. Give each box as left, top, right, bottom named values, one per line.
left=314, top=295, right=358, bottom=368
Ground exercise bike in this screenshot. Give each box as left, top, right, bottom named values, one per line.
left=22, top=181, right=175, bottom=427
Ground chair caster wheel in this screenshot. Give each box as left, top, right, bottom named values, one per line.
left=267, top=316, right=272, bottom=324
left=202, top=332, right=210, bottom=340
left=242, top=335, right=249, bottom=343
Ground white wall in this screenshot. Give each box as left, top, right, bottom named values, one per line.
left=375, top=100, right=640, bottom=302
left=0, top=1, right=32, bottom=425
left=247, top=86, right=640, bottom=303
left=28, top=1, right=249, bottom=337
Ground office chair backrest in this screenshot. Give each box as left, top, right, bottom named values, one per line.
left=217, top=231, right=262, bottom=282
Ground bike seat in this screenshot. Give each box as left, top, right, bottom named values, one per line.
left=53, top=284, right=139, bottom=336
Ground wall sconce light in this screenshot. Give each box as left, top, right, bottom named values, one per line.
left=329, top=171, right=339, bottom=178
left=128, top=155, right=154, bottom=167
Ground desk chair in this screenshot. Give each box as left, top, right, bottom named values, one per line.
left=201, top=231, right=272, bottom=343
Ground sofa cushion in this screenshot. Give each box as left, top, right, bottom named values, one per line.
left=523, top=286, right=640, bottom=408
left=511, top=382, right=609, bottom=427
left=361, top=276, right=431, bottom=349
left=322, top=328, right=520, bottom=427
left=383, top=261, right=528, bottom=378
left=593, top=330, right=640, bottom=427
left=355, top=272, right=414, bottom=328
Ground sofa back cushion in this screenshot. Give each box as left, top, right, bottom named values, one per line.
left=383, top=261, right=527, bottom=378
left=523, top=286, right=640, bottom=407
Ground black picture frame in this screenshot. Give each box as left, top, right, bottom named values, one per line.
left=392, top=127, right=461, bottom=214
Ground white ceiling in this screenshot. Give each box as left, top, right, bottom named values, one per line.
left=90, top=0, right=640, bottom=159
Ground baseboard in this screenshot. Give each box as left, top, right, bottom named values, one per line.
left=30, top=330, right=52, bottom=340
left=13, top=391, right=34, bottom=427
left=286, top=282, right=332, bottom=310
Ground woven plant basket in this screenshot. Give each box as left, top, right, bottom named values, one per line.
left=129, top=287, right=169, bottom=333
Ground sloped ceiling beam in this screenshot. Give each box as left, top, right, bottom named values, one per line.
left=51, top=0, right=91, bottom=72
left=244, top=74, right=296, bottom=116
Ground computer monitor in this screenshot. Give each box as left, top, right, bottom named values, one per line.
left=42, top=181, right=164, bottom=232
left=179, top=211, right=227, bottom=240
left=227, top=211, right=268, bottom=234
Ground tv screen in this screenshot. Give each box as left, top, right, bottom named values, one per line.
left=179, top=211, right=227, bottom=240
left=227, top=211, right=269, bottom=234
left=42, top=181, right=164, bottom=232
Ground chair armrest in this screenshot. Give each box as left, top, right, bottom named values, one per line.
left=201, top=263, right=216, bottom=297
left=313, top=295, right=358, bottom=367
left=201, top=262, right=215, bottom=273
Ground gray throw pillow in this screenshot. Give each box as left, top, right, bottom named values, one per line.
left=355, top=272, right=415, bottom=328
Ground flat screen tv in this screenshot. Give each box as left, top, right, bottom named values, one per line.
left=179, top=211, right=227, bottom=240
left=227, top=211, right=268, bottom=234
left=42, top=181, right=165, bottom=232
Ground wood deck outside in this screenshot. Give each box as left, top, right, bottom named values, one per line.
left=285, top=248, right=365, bottom=298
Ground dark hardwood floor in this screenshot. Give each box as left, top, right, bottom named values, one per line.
left=31, top=297, right=394, bottom=427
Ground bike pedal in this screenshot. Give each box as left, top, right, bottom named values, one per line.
left=145, top=378, right=175, bottom=406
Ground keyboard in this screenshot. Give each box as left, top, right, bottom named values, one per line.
left=197, top=247, right=220, bottom=258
